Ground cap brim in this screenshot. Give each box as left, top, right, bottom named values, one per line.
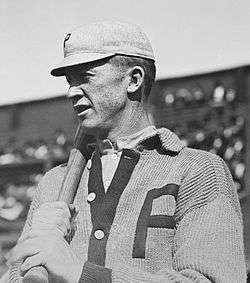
left=51, top=52, right=115, bottom=76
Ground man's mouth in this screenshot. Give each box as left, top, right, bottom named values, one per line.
left=73, top=104, right=92, bottom=115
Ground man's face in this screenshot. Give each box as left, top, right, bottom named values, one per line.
left=65, top=60, right=128, bottom=135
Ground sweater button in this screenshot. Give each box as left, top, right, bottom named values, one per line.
left=87, top=159, right=92, bottom=169
left=87, top=192, right=96, bottom=202
left=94, top=230, right=105, bottom=240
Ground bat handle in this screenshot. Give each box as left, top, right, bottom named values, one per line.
left=12, top=127, right=92, bottom=283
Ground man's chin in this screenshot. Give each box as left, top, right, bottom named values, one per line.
left=78, top=121, right=108, bottom=137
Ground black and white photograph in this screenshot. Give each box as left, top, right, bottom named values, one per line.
left=0, top=1, right=249, bottom=282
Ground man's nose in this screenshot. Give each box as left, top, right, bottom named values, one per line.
left=66, top=86, right=84, bottom=99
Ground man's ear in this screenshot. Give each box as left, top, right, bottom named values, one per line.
left=127, top=66, right=145, bottom=95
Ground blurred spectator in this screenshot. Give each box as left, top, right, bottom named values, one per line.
left=168, top=108, right=246, bottom=193
left=0, top=131, right=73, bottom=224
left=0, top=131, right=74, bottom=275
left=0, top=130, right=73, bottom=165
left=0, top=173, right=43, bottom=223
left=161, top=83, right=238, bottom=110
left=0, top=138, right=23, bottom=165
left=51, top=129, right=72, bottom=159
left=158, top=82, right=246, bottom=193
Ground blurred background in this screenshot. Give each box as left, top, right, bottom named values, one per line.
left=1, top=0, right=250, bottom=280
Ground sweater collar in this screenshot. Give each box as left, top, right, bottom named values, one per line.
left=130, top=127, right=185, bottom=153
left=92, top=126, right=185, bottom=154
left=156, top=128, right=186, bottom=153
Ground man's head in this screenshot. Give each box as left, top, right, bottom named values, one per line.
left=51, top=21, right=156, bottom=137
left=51, top=21, right=155, bottom=75
left=51, top=21, right=156, bottom=97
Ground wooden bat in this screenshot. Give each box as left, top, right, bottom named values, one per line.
left=19, top=126, right=91, bottom=283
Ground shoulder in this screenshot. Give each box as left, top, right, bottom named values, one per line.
left=178, top=146, right=232, bottom=192
left=162, top=145, right=226, bottom=183
left=176, top=147, right=241, bottom=220
left=157, top=127, right=225, bottom=169
left=180, top=146, right=225, bottom=172
left=156, top=127, right=227, bottom=182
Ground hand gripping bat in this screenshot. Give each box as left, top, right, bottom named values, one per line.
left=11, top=126, right=92, bottom=283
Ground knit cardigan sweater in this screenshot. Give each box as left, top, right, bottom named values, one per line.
left=10, top=128, right=246, bottom=282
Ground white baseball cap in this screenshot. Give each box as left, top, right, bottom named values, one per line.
left=51, top=21, right=155, bottom=77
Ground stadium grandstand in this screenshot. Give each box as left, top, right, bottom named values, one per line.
left=0, top=65, right=250, bottom=278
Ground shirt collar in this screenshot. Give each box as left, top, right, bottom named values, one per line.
left=116, top=126, right=158, bottom=150
left=91, top=126, right=185, bottom=155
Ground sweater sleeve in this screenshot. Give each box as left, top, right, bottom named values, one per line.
left=12, top=165, right=65, bottom=239
left=79, top=153, right=247, bottom=283
left=8, top=183, right=43, bottom=282
left=9, top=166, right=65, bottom=283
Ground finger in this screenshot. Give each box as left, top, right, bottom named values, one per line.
left=32, top=205, right=71, bottom=227
left=18, top=231, right=30, bottom=243
left=32, top=213, right=70, bottom=228
left=41, top=201, right=71, bottom=218
left=32, top=204, right=70, bottom=229
left=21, top=253, right=46, bottom=275
left=8, top=240, right=41, bottom=265
left=19, top=228, right=69, bottom=243
left=31, top=215, right=71, bottom=237
left=8, top=244, right=39, bottom=265
left=33, top=212, right=71, bottom=226
left=34, top=206, right=71, bottom=223
left=33, top=207, right=71, bottom=227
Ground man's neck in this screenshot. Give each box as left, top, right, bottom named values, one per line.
left=98, top=105, right=152, bottom=144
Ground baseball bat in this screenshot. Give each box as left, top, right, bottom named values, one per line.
left=20, top=126, right=92, bottom=283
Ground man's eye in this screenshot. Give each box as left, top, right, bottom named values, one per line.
left=65, top=71, right=94, bottom=86
left=85, top=70, right=95, bottom=75
left=80, top=76, right=90, bottom=83
left=82, top=73, right=95, bottom=83
left=65, top=77, right=71, bottom=85
left=83, top=73, right=90, bottom=78
left=84, top=71, right=95, bottom=77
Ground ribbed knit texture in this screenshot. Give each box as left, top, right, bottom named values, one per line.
left=10, top=128, right=246, bottom=282
left=80, top=262, right=112, bottom=283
